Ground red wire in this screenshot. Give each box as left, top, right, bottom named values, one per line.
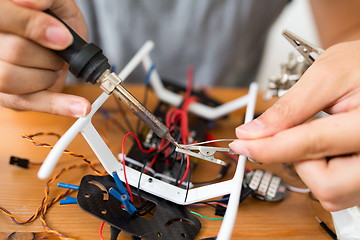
left=165, top=98, right=198, bottom=186
left=149, top=68, right=196, bottom=188
left=180, top=96, right=197, bottom=140
left=185, top=65, right=193, bottom=100
left=121, top=132, right=155, bottom=202
left=143, top=155, right=158, bottom=174
left=177, top=154, right=190, bottom=186
left=99, top=221, right=105, bottom=240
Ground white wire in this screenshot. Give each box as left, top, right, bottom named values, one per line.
left=287, top=184, right=310, bottom=193
left=185, top=139, right=237, bottom=146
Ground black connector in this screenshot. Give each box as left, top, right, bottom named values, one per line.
left=215, top=204, right=227, bottom=217
left=9, top=156, right=30, bottom=169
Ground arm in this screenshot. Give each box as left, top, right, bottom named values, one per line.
left=230, top=1, right=360, bottom=212
left=310, top=0, right=360, bottom=47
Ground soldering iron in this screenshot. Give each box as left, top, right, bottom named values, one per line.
left=45, top=10, right=178, bottom=147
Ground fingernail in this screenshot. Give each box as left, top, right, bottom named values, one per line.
left=236, top=119, right=264, bottom=137
left=229, top=142, right=251, bottom=158
left=70, top=102, right=87, bottom=117
left=46, top=26, right=73, bottom=48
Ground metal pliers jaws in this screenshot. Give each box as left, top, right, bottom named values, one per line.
left=176, top=144, right=234, bottom=166
left=283, top=29, right=324, bottom=65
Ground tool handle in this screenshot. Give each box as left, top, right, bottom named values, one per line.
left=320, top=222, right=337, bottom=240
left=45, top=9, right=110, bottom=84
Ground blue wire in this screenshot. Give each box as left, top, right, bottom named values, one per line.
left=99, top=108, right=110, bottom=120
left=189, top=210, right=223, bottom=221
left=58, top=182, right=79, bottom=190
left=60, top=196, right=78, bottom=205
left=216, top=197, right=229, bottom=202
left=145, top=64, right=156, bottom=86
left=110, top=65, right=117, bottom=73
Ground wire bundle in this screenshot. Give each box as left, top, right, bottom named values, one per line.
left=1, top=132, right=105, bottom=239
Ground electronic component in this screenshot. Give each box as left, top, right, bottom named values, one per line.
left=77, top=175, right=201, bottom=240
left=37, top=34, right=258, bottom=238
left=125, top=99, right=210, bottom=188
left=244, top=169, right=286, bottom=202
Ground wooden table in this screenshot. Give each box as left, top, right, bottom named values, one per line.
left=0, top=84, right=334, bottom=239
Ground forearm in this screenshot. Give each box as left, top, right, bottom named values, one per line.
left=310, top=0, right=360, bottom=48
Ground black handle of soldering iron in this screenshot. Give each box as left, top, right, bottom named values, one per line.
left=44, top=9, right=110, bottom=84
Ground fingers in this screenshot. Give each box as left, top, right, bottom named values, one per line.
left=0, top=32, right=64, bottom=70
left=11, top=0, right=88, bottom=39
left=229, top=110, right=360, bottom=163
left=0, top=90, right=91, bottom=117
left=294, top=156, right=360, bottom=211
left=11, top=0, right=66, bottom=10
left=325, top=88, right=360, bottom=114
left=0, top=1, right=73, bottom=50
left=236, top=42, right=360, bottom=140
left=0, top=60, right=59, bottom=94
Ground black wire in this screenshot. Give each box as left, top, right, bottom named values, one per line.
left=191, top=176, right=223, bottom=186
left=133, top=158, right=158, bottom=217
left=168, top=128, right=182, bottom=169
left=164, top=145, right=177, bottom=162
left=113, top=118, right=130, bottom=134
left=136, top=201, right=156, bottom=216
left=175, top=154, right=185, bottom=185
left=192, top=164, right=230, bottom=186
left=190, top=202, right=217, bottom=209
left=184, top=164, right=192, bottom=202
left=136, top=159, right=148, bottom=205
left=163, top=130, right=181, bottom=160
left=99, top=108, right=130, bottom=134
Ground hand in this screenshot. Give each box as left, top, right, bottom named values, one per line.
left=230, top=40, right=360, bottom=212
left=0, top=0, right=90, bottom=117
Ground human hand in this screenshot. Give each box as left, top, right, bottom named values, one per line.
left=0, top=0, right=90, bottom=117
left=230, top=40, right=360, bottom=211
